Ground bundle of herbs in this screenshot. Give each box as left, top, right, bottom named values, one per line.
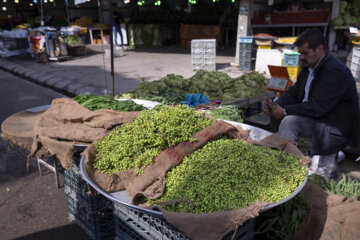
left=73, top=94, right=146, bottom=112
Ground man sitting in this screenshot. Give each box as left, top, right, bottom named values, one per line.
left=264, top=28, right=360, bottom=180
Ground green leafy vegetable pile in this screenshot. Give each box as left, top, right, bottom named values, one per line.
left=65, top=35, right=81, bottom=45
left=255, top=194, right=307, bottom=240
left=206, top=105, right=243, bottom=122
left=94, top=105, right=214, bottom=175
left=120, top=71, right=267, bottom=104
left=73, top=94, right=146, bottom=112
left=332, top=0, right=360, bottom=26
left=153, top=139, right=307, bottom=213
left=309, top=174, right=360, bottom=200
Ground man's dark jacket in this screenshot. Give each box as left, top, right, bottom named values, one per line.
left=277, top=52, right=360, bottom=151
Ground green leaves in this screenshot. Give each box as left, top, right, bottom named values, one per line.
left=206, top=105, right=243, bottom=122
left=119, top=71, right=268, bottom=103
left=309, top=174, right=360, bottom=200
left=93, top=105, right=213, bottom=175
left=73, top=94, right=146, bottom=112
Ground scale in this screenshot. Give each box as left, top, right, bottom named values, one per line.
left=267, top=65, right=294, bottom=97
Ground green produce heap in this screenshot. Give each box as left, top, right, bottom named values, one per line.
left=73, top=94, right=146, bottom=112
left=65, top=35, right=80, bottom=46
left=152, top=139, right=307, bottom=214
left=332, top=0, right=360, bottom=26
left=120, top=71, right=267, bottom=104
left=94, top=105, right=214, bottom=175
left=206, top=105, right=243, bottom=122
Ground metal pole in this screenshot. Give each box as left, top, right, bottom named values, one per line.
left=109, top=0, right=115, bottom=98
left=40, top=0, right=44, bottom=26
left=65, top=0, right=70, bottom=26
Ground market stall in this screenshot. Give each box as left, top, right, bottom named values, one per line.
left=250, top=0, right=331, bottom=37
left=0, top=29, right=29, bottom=58
left=60, top=26, right=88, bottom=57
left=1, top=97, right=309, bottom=240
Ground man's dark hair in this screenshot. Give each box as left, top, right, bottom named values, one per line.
left=294, top=28, right=328, bottom=51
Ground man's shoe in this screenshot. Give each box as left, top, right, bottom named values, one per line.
left=337, top=151, right=345, bottom=163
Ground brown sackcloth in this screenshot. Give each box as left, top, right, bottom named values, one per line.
left=1, top=98, right=140, bottom=169
left=158, top=133, right=310, bottom=240
left=84, top=124, right=309, bottom=240
left=295, top=182, right=360, bottom=240
left=83, top=120, right=238, bottom=196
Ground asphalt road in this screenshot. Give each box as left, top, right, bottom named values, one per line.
left=0, top=70, right=95, bottom=240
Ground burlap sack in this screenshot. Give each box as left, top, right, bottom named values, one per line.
left=83, top=120, right=238, bottom=196
left=1, top=98, right=140, bottom=169
left=84, top=123, right=309, bottom=240
left=153, top=133, right=310, bottom=240
left=295, top=182, right=360, bottom=240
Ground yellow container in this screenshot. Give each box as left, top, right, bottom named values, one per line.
left=352, top=37, right=360, bottom=46
left=80, top=28, right=88, bottom=34
left=258, top=45, right=272, bottom=49
left=287, top=66, right=301, bottom=81
left=287, top=65, right=301, bottom=81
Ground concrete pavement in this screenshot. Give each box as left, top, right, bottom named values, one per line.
left=0, top=44, right=242, bottom=97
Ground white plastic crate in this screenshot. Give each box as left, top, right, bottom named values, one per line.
left=191, top=39, right=216, bottom=71
left=203, top=65, right=216, bottom=71
left=192, top=64, right=203, bottom=71
left=349, top=47, right=360, bottom=81
left=191, top=40, right=204, bottom=48
left=191, top=54, right=203, bottom=61
left=191, top=47, right=204, bottom=54
left=204, top=48, right=215, bottom=55
left=204, top=55, right=216, bottom=62
left=203, top=39, right=216, bottom=49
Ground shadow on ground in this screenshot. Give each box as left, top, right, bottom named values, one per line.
left=13, top=223, right=109, bottom=240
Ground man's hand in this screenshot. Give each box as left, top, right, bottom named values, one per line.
left=263, top=98, right=285, bottom=120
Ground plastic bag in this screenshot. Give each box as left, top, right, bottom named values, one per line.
left=309, top=153, right=337, bottom=181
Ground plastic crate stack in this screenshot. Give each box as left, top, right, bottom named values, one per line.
left=64, top=158, right=114, bottom=240
left=191, top=39, right=216, bottom=71
left=113, top=203, right=255, bottom=240
left=282, top=51, right=301, bottom=81
left=239, top=37, right=253, bottom=71
left=347, top=46, right=360, bottom=82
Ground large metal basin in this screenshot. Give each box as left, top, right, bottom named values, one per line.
left=80, top=121, right=308, bottom=217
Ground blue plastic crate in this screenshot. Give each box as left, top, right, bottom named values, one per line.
left=239, top=50, right=251, bottom=62
left=113, top=203, right=254, bottom=240
left=64, top=165, right=112, bottom=213
left=239, top=37, right=253, bottom=44
left=66, top=192, right=114, bottom=240
left=113, top=203, right=189, bottom=240
left=283, top=53, right=300, bottom=67
left=113, top=213, right=146, bottom=240
left=239, top=60, right=251, bottom=71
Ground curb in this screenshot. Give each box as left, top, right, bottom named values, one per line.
left=0, top=59, right=102, bottom=97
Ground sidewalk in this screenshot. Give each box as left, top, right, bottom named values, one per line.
left=0, top=44, right=242, bottom=97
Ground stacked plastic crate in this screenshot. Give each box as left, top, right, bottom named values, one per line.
left=112, top=203, right=255, bottom=240
left=64, top=154, right=114, bottom=240
left=282, top=51, right=301, bottom=81
left=239, top=37, right=253, bottom=71
left=191, top=39, right=216, bottom=71
left=347, top=46, right=360, bottom=82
